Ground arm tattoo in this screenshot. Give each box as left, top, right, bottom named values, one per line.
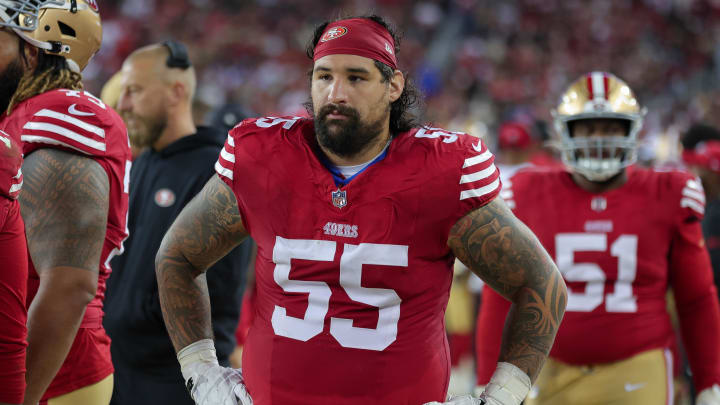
left=19, top=149, right=109, bottom=273
left=448, top=198, right=567, bottom=381
left=156, top=175, right=248, bottom=351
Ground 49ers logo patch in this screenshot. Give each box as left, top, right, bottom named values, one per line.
left=321, top=26, right=348, bottom=42
left=154, top=188, right=176, bottom=208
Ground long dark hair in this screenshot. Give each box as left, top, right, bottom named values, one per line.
left=8, top=42, right=82, bottom=114
left=305, top=14, right=423, bottom=134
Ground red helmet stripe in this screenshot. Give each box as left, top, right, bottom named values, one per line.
left=603, top=74, right=609, bottom=100
left=586, top=76, right=594, bottom=100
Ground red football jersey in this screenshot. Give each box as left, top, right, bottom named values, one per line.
left=215, top=117, right=500, bottom=404
left=1, top=89, right=131, bottom=397
left=476, top=166, right=720, bottom=391
left=0, top=128, right=23, bottom=199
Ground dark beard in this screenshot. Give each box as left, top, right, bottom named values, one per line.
left=0, top=58, right=24, bottom=114
left=122, top=111, right=166, bottom=149
left=314, top=103, right=387, bottom=158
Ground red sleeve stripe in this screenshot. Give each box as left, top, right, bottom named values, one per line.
left=215, top=134, right=235, bottom=181
left=460, top=177, right=500, bottom=201
left=8, top=168, right=22, bottom=195
left=22, top=123, right=106, bottom=151
left=462, top=149, right=492, bottom=168
left=220, top=147, right=235, bottom=163
left=215, top=160, right=233, bottom=181
left=34, top=109, right=105, bottom=138
left=460, top=163, right=497, bottom=184
left=681, top=198, right=704, bottom=215
left=681, top=179, right=706, bottom=215
left=21, top=134, right=102, bottom=154
left=682, top=187, right=705, bottom=204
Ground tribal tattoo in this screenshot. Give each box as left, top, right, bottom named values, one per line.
left=448, top=198, right=567, bottom=381
left=156, top=175, right=248, bottom=351
left=19, top=148, right=109, bottom=274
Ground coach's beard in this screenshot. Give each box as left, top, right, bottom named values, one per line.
left=122, top=111, right=167, bottom=150
left=315, top=103, right=386, bottom=158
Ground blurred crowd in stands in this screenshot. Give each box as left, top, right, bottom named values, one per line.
left=86, top=0, right=720, bottom=162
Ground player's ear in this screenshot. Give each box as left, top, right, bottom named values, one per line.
left=388, top=70, right=404, bottom=103
left=21, top=43, right=40, bottom=73
left=168, top=80, right=186, bottom=106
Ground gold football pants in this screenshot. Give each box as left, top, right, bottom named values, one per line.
left=527, top=349, right=672, bottom=405
left=48, top=374, right=113, bottom=405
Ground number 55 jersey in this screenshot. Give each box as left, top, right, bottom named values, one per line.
left=215, top=117, right=501, bottom=405
left=475, top=166, right=720, bottom=393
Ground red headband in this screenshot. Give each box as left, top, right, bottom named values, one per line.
left=683, top=141, right=720, bottom=172
left=313, top=18, right=398, bottom=70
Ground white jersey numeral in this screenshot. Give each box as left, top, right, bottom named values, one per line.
left=255, top=116, right=301, bottom=130
left=555, top=233, right=638, bottom=313
left=271, top=237, right=408, bottom=351
left=60, top=90, right=107, bottom=110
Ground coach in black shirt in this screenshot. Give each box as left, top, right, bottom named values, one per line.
left=104, top=41, right=251, bottom=405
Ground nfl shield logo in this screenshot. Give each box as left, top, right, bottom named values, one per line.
left=331, top=189, right=347, bottom=208
left=591, top=196, right=607, bottom=212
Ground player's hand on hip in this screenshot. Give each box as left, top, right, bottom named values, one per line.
left=178, top=339, right=253, bottom=405
left=697, top=384, right=720, bottom=405
left=423, top=394, right=483, bottom=405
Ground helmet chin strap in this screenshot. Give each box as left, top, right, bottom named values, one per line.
left=12, top=28, right=80, bottom=73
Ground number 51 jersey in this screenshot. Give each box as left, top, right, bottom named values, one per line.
left=476, top=166, right=720, bottom=392
left=215, top=117, right=501, bottom=404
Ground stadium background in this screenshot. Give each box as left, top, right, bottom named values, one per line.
left=86, top=0, right=719, bottom=401
left=87, top=0, right=720, bottom=163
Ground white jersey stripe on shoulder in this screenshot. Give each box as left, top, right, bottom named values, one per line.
left=21, top=134, right=101, bottom=154
left=686, top=179, right=703, bottom=191
left=22, top=122, right=106, bottom=151
left=9, top=180, right=22, bottom=194
left=682, top=187, right=705, bottom=204
left=463, top=150, right=492, bottom=168
left=34, top=109, right=105, bottom=138
left=460, top=164, right=496, bottom=184
left=215, top=160, right=233, bottom=181
left=220, top=147, right=235, bottom=163
left=227, top=135, right=235, bottom=147
left=681, top=198, right=704, bottom=215
left=460, top=177, right=500, bottom=200
left=13, top=168, right=21, bottom=179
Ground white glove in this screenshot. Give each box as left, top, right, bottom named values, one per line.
left=178, top=339, right=253, bottom=405
left=697, top=384, right=720, bottom=405
left=423, top=394, right=482, bottom=405
left=477, top=362, right=531, bottom=405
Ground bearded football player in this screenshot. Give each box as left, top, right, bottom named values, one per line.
left=476, top=72, right=720, bottom=405
left=0, top=1, right=131, bottom=404
left=155, top=14, right=567, bottom=405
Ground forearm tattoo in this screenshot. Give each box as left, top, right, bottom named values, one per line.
left=448, top=198, right=567, bottom=381
left=156, top=175, right=247, bottom=351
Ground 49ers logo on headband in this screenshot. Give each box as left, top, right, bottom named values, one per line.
left=321, top=26, right=348, bottom=42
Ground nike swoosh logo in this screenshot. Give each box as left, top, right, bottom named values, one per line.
left=472, top=140, right=483, bottom=152
left=624, top=383, right=646, bottom=392
left=0, top=135, right=10, bottom=149
left=68, top=103, right=95, bottom=117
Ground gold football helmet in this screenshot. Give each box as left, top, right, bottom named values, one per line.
left=552, top=71, right=646, bottom=181
left=0, top=0, right=102, bottom=72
